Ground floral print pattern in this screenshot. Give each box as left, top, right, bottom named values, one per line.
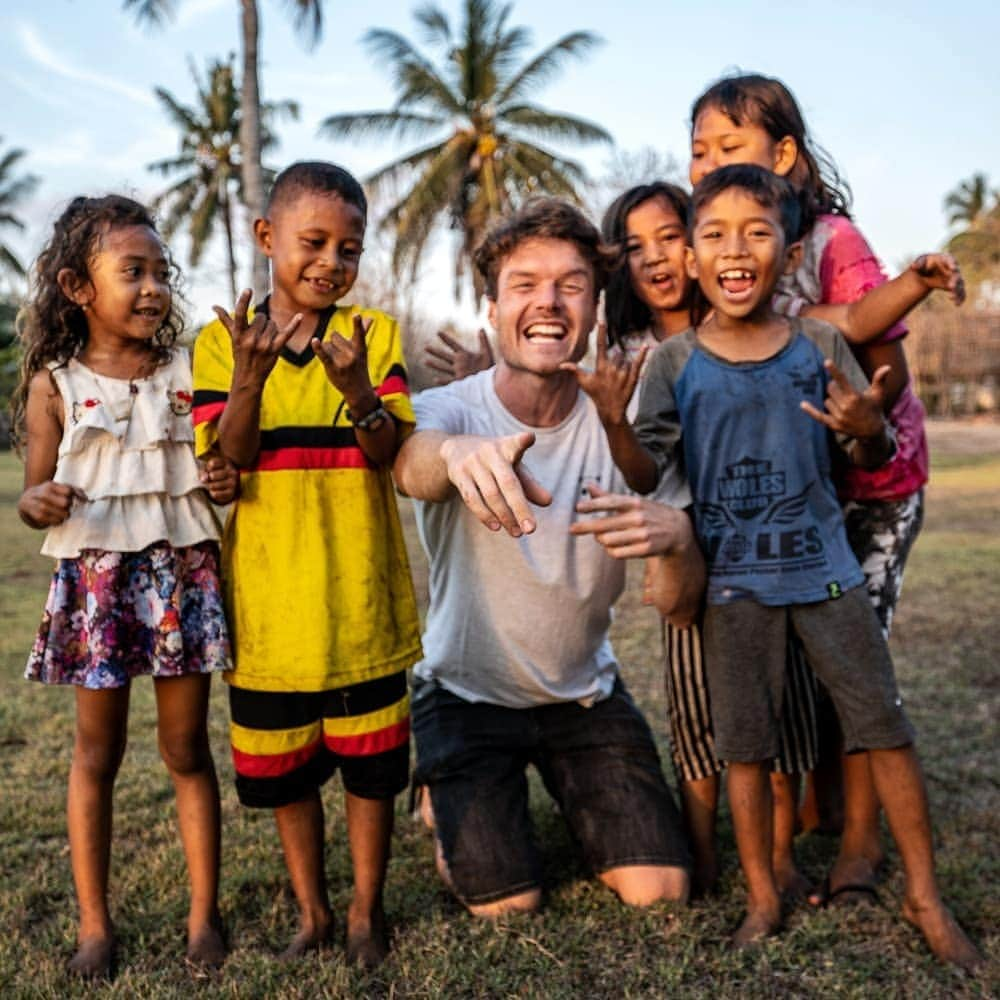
left=25, top=541, right=231, bottom=689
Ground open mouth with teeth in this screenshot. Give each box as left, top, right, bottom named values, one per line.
left=523, top=322, right=567, bottom=342
left=718, top=269, right=756, bottom=297
left=305, top=277, right=338, bottom=294
left=134, top=307, right=163, bottom=320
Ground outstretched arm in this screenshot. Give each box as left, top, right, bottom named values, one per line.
left=393, top=429, right=552, bottom=537
left=797, top=253, right=964, bottom=346
left=570, top=484, right=705, bottom=627
left=560, top=329, right=659, bottom=494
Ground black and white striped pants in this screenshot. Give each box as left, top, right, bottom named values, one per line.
left=663, top=618, right=818, bottom=782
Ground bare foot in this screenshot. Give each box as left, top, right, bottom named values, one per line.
left=279, top=913, right=333, bottom=961
left=186, top=921, right=227, bottom=970
left=346, top=906, right=388, bottom=970
left=774, top=860, right=810, bottom=900
left=902, top=898, right=983, bottom=974
left=68, top=934, right=115, bottom=979
left=732, top=903, right=781, bottom=948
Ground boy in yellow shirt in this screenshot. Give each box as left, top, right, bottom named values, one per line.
left=193, top=161, right=421, bottom=967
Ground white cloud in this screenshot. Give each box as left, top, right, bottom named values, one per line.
left=17, top=21, right=157, bottom=108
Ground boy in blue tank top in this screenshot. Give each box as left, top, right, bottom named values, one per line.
left=593, top=164, right=980, bottom=970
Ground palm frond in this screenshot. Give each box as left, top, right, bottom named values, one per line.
left=501, top=105, right=611, bottom=145
left=495, top=31, right=603, bottom=105
left=146, top=154, right=197, bottom=178
left=413, top=3, right=452, bottom=47
left=122, top=0, right=175, bottom=29
left=283, top=0, right=324, bottom=48
left=0, top=243, right=27, bottom=278
left=361, top=29, right=462, bottom=114
left=319, top=111, right=447, bottom=144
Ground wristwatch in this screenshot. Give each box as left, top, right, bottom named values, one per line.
left=348, top=403, right=389, bottom=432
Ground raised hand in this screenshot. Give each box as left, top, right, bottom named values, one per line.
left=560, top=326, right=647, bottom=427
left=800, top=359, right=889, bottom=440
left=425, top=329, right=495, bottom=384
left=440, top=430, right=552, bottom=536
left=212, top=289, right=302, bottom=386
left=311, top=314, right=376, bottom=404
left=18, top=481, right=86, bottom=529
left=911, top=253, right=966, bottom=306
left=200, top=452, right=240, bottom=504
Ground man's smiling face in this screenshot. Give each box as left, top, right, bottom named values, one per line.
left=488, top=236, right=597, bottom=376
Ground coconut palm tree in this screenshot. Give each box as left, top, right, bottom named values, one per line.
left=148, top=57, right=297, bottom=299
left=319, top=0, right=612, bottom=298
left=123, top=0, right=326, bottom=294
left=944, top=173, right=995, bottom=229
left=0, top=139, right=40, bottom=281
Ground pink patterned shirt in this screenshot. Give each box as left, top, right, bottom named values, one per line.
left=774, top=213, right=928, bottom=502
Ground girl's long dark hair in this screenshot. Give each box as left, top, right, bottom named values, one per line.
left=11, top=195, right=184, bottom=452
left=690, top=73, right=852, bottom=235
left=601, top=182, right=696, bottom=346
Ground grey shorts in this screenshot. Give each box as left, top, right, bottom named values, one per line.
left=702, top=585, right=915, bottom=763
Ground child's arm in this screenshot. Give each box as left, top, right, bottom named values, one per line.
left=211, top=290, right=302, bottom=467
left=559, top=331, right=660, bottom=494
left=310, top=314, right=401, bottom=467
left=17, top=370, right=82, bottom=529
left=793, top=254, right=964, bottom=347
left=801, top=359, right=895, bottom=469
left=424, top=328, right=494, bottom=384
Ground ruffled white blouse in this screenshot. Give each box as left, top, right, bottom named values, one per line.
left=42, top=350, right=221, bottom=558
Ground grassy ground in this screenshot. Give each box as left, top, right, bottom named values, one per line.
left=0, top=424, right=997, bottom=999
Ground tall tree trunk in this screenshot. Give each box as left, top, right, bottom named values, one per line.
left=239, top=0, right=269, bottom=298
left=220, top=175, right=239, bottom=302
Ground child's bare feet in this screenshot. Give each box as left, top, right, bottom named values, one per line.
left=68, top=933, right=115, bottom=979
left=186, top=920, right=227, bottom=970
left=773, top=859, right=810, bottom=900
left=902, top=897, right=983, bottom=974
left=732, top=900, right=781, bottom=948
left=279, top=912, right=333, bottom=960
left=346, top=903, right=388, bottom=970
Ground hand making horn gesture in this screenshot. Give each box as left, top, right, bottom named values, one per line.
left=559, top=324, right=648, bottom=427
left=212, top=289, right=302, bottom=387
left=311, top=313, right=376, bottom=400
left=800, top=358, right=890, bottom=440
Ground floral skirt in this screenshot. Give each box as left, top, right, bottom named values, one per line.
left=25, top=541, right=232, bottom=689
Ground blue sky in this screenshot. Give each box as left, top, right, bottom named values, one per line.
left=3, top=0, right=998, bottom=327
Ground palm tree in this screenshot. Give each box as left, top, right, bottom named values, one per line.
left=319, top=0, right=612, bottom=298
left=123, top=0, right=326, bottom=295
left=0, top=139, right=40, bottom=281
left=148, top=57, right=297, bottom=300
left=944, top=173, right=995, bottom=229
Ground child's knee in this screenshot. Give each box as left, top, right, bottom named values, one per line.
left=73, top=733, right=127, bottom=781
left=158, top=732, right=213, bottom=777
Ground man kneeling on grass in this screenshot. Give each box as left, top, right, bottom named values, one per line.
left=393, top=198, right=703, bottom=916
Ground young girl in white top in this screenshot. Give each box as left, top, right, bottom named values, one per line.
left=13, top=195, right=235, bottom=978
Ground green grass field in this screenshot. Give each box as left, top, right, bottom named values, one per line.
left=1, top=431, right=997, bottom=998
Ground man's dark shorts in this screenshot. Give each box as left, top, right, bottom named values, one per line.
left=412, top=677, right=690, bottom=905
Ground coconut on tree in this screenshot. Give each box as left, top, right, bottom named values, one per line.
left=148, top=56, right=297, bottom=300
left=319, top=0, right=612, bottom=298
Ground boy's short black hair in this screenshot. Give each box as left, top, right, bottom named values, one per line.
left=473, top=197, right=614, bottom=301
left=266, top=161, right=367, bottom=220
left=689, top=164, right=801, bottom=244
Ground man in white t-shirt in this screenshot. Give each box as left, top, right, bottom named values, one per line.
left=393, top=198, right=703, bottom=916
